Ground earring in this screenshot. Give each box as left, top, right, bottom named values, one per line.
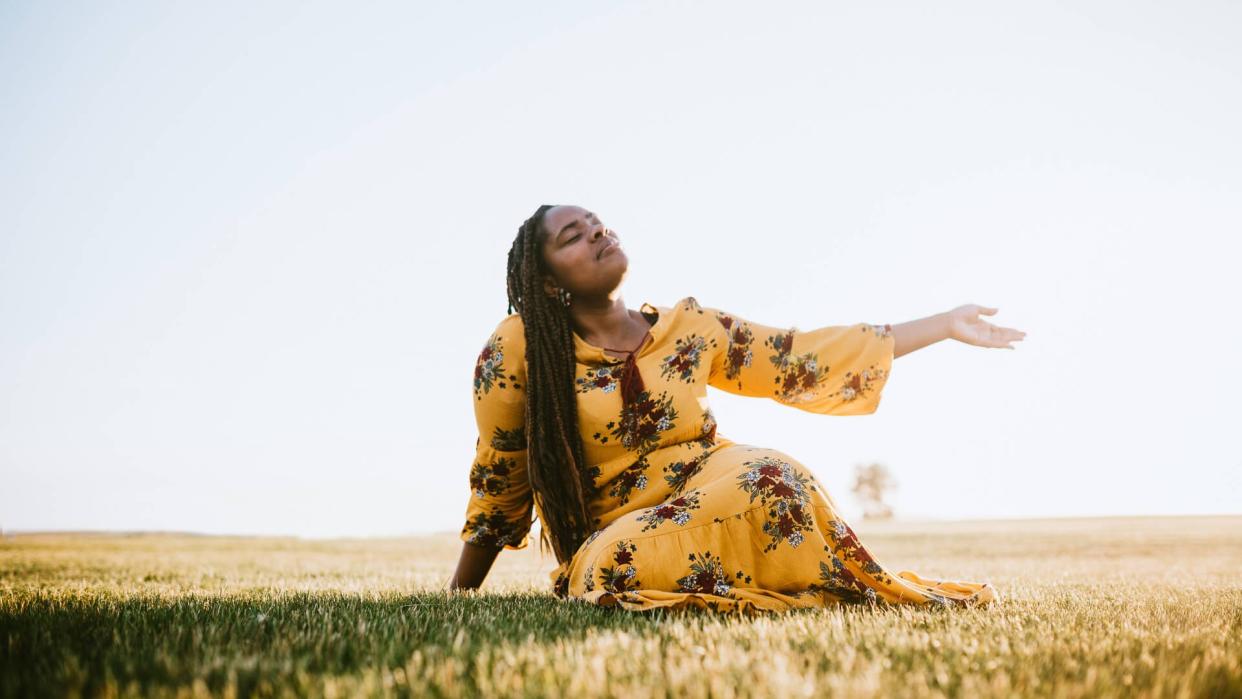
left=547, top=287, right=571, bottom=306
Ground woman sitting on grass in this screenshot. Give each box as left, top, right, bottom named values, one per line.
left=448, top=204, right=1025, bottom=614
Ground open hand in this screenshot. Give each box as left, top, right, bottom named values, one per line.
left=946, top=305, right=1026, bottom=349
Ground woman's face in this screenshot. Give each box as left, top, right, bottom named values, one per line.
left=540, top=205, right=628, bottom=300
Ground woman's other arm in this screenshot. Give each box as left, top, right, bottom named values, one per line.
left=448, top=541, right=502, bottom=591
left=452, top=314, right=534, bottom=591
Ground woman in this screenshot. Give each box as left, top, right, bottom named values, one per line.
left=447, top=204, right=1026, bottom=614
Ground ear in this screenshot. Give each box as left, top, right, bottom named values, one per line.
left=542, top=276, right=559, bottom=296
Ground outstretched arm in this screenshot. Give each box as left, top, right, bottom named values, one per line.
left=892, top=305, right=1026, bottom=358
left=700, top=298, right=895, bottom=414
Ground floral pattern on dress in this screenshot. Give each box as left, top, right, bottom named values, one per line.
left=701, top=407, right=718, bottom=442
left=489, top=424, right=525, bottom=451
left=635, top=489, right=703, bottom=531
left=584, top=463, right=603, bottom=497
left=473, top=334, right=519, bottom=400
left=468, top=456, right=513, bottom=499
left=581, top=528, right=604, bottom=550
left=662, top=438, right=715, bottom=495
left=826, top=517, right=894, bottom=586
left=659, top=334, right=712, bottom=383
left=597, top=539, right=641, bottom=593
left=831, top=364, right=889, bottom=405
left=736, top=456, right=816, bottom=551
left=576, top=366, right=622, bottom=394
left=594, top=390, right=678, bottom=454
left=461, top=507, right=526, bottom=548
left=715, top=312, right=754, bottom=387
left=676, top=550, right=752, bottom=596
left=868, top=323, right=894, bottom=338
left=764, top=329, right=831, bottom=404
left=804, top=555, right=883, bottom=605
left=608, top=456, right=650, bottom=505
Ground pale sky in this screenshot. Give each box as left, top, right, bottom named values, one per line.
left=2, top=1, right=1239, bottom=538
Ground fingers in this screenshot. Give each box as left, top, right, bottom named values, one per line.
left=959, top=306, right=1026, bottom=349
left=998, top=333, right=1023, bottom=348
left=980, top=323, right=1025, bottom=349
left=985, top=321, right=1027, bottom=342
left=1001, top=328, right=1025, bottom=349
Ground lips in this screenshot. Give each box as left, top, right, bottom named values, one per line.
left=597, top=239, right=617, bottom=259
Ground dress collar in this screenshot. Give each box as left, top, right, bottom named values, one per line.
left=572, top=301, right=670, bottom=365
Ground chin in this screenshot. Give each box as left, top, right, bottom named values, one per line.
left=600, top=266, right=629, bottom=291
left=601, top=248, right=628, bottom=267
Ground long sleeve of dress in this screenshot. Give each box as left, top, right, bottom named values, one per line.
left=460, top=314, right=534, bottom=550
left=702, top=301, right=896, bottom=415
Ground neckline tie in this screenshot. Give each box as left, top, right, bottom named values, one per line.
left=602, top=330, right=650, bottom=407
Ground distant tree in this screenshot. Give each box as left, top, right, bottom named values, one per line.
left=851, top=463, right=897, bottom=520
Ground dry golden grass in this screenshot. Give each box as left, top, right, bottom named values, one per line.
left=2, top=515, right=1239, bottom=697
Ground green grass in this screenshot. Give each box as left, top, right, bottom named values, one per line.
left=2, top=516, right=1240, bottom=697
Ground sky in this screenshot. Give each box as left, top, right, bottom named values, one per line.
left=2, top=0, right=1239, bottom=538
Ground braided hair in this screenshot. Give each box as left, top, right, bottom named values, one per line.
left=505, top=204, right=595, bottom=565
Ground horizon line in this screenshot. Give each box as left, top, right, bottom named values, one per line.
left=4, top=512, right=1240, bottom=540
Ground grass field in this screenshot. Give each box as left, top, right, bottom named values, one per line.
left=2, top=516, right=1239, bottom=698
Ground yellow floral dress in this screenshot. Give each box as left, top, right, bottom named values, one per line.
left=463, top=296, right=998, bottom=614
